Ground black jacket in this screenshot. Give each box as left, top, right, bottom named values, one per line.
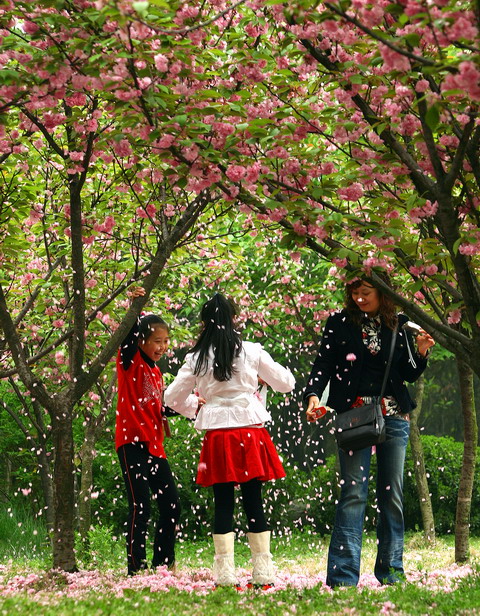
left=304, top=311, right=428, bottom=414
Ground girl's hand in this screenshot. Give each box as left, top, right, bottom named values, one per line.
left=129, top=286, right=146, bottom=299
left=416, top=330, right=435, bottom=357
left=258, top=377, right=268, bottom=387
left=196, top=396, right=206, bottom=413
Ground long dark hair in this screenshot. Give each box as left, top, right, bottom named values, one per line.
left=191, top=293, right=242, bottom=381
left=345, top=273, right=398, bottom=330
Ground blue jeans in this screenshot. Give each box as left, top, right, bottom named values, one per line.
left=326, top=417, right=410, bottom=587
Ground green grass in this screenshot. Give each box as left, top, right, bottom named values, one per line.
left=0, top=575, right=479, bottom=616
left=0, top=503, right=51, bottom=567
left=1, top=532, right=480, bottom=615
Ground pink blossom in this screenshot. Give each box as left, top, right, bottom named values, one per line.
left=86, top=119, right=98, bottom=132
left=157, top=134, right=175, bottom=149
left=55, top=351, right=66, bottom=364
left=267, top=146, right=289, bottom=159
left=245, top=162, right=261, bottom=183
left=380, top=45, right=411, bottom=72
left=363, top=257, right=389, bottom=270
left=424, top=264, right=438, bottom=275
left=113, top=139, right=132, bottom=158
left=346, top=353, right=357, bottom=361
left=154, top=54, right=169, bottom=71
left=415, top=79, right=430, bottom=93
left=442, top=61, right=480, bottom=100
left=338, top=183, right=364, bottom=201
left=42, top=112, right=67, bottom=130
left=69, top=151, right=84, bottom=162
left=409, top=200, right=438, bottom=223
left=65, top=92, right=87, bottom=107
left=213, top=122, right=235, bottom=137
left=458, top=243, right=479, bottom=256
left=268, top=207, right=288, bottom=222
left=23, top=20, right=39, bottom=34
left=319, top=162, right=337, bottom=174
left=136, top=203, right=157, bottom=219
left=225, top=164, right=247, bottom=182
left=446, top=17, right=478, bottom=45
left=447, top=309, right=462, bottom=324
left=409, top=265, right=424, bottom=276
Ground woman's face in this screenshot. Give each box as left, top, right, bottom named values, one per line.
left=351, top=282, right=380, bottom=316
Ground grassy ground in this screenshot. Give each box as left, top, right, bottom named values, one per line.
left=1, top=531, right=480, bottom=615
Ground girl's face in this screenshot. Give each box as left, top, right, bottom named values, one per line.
left=351, top=282, right=380, bottom=316
left=139, top=326, right=170, bottom=363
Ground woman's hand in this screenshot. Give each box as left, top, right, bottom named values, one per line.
left=306, top=395, right=320, bottom=423
left=416, top=330, right=435, bottom=357
left=196, top=396, right=206, bottom=414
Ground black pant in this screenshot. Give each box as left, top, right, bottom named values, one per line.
left=213, top=479, right=268, bottom=534
left=118, top=442, right=180, bottom=574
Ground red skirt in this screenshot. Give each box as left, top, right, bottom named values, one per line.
left=196, top=426, right=286, bottom=487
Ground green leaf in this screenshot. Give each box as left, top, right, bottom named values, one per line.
left=348, top=74, right=363, bottom=85
left=404, top=33, right=421, bottom=47
left=425, top=104, right=440, bottom=131
left=452, top=238, right=462, bottom=255
left=172, top=114, right=188, bottom=126
left=132, top=1, right=149, bottom=14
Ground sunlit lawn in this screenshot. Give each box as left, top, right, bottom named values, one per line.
left=1, top=532, right=479, bottom=615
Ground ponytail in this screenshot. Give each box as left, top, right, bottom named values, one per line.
left=191, top=293, right=242, bottom=381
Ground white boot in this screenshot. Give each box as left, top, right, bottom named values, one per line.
left=213, top=532, right=237, bottom=586
left=247, top=530, right=275, bottom=587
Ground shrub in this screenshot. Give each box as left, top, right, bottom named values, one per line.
left=90, top=422, right=479, bottom=540
left=403, top=435, right=480, bottom=534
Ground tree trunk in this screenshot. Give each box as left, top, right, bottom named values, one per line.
left=37, top=446, right=54, bottom=535
left=1, top=456, right=12, bottom=502
left=78, top=426, right=96, bottom=545
left=51, top=408, right=78, bottom=572
left=409, top=374, right=435, bottom=543
left=455, top=357, right=478, bottom=563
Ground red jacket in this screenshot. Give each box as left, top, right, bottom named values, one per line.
left=115, top=330, right=166, bottom=458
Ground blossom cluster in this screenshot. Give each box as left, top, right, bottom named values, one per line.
left=0, top=563, right=475, bottom=601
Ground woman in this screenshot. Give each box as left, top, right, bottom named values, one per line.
left=304, top=276, right=434, bottom=587
left=164, top=293, right=294, bottom=588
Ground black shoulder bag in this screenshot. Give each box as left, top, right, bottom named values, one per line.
left=334, top=326, right=398, bottom=452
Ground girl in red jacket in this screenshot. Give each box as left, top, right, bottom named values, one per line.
left=116, top=288, right=195, bottom=575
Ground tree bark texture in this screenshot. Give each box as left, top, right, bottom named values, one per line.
left=52, top=408, right=78, bottom=572
left=37, top=447, right=54, bottom=534
left=455, top=357, right=478, bottom=563
left=78, top=427, right=96, bottom=545
left=409, top=374, right=436, bottom=544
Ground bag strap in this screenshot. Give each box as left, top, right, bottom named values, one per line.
left=379, top=325, right=398, bottom=399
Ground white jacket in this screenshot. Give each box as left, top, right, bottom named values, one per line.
left=164, top=341, right=295, bottom=430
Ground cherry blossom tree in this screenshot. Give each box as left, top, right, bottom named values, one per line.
left=2, top=0, right=480, bottom=568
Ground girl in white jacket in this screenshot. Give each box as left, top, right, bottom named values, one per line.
left=164, top=293, right=295, bottom=588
